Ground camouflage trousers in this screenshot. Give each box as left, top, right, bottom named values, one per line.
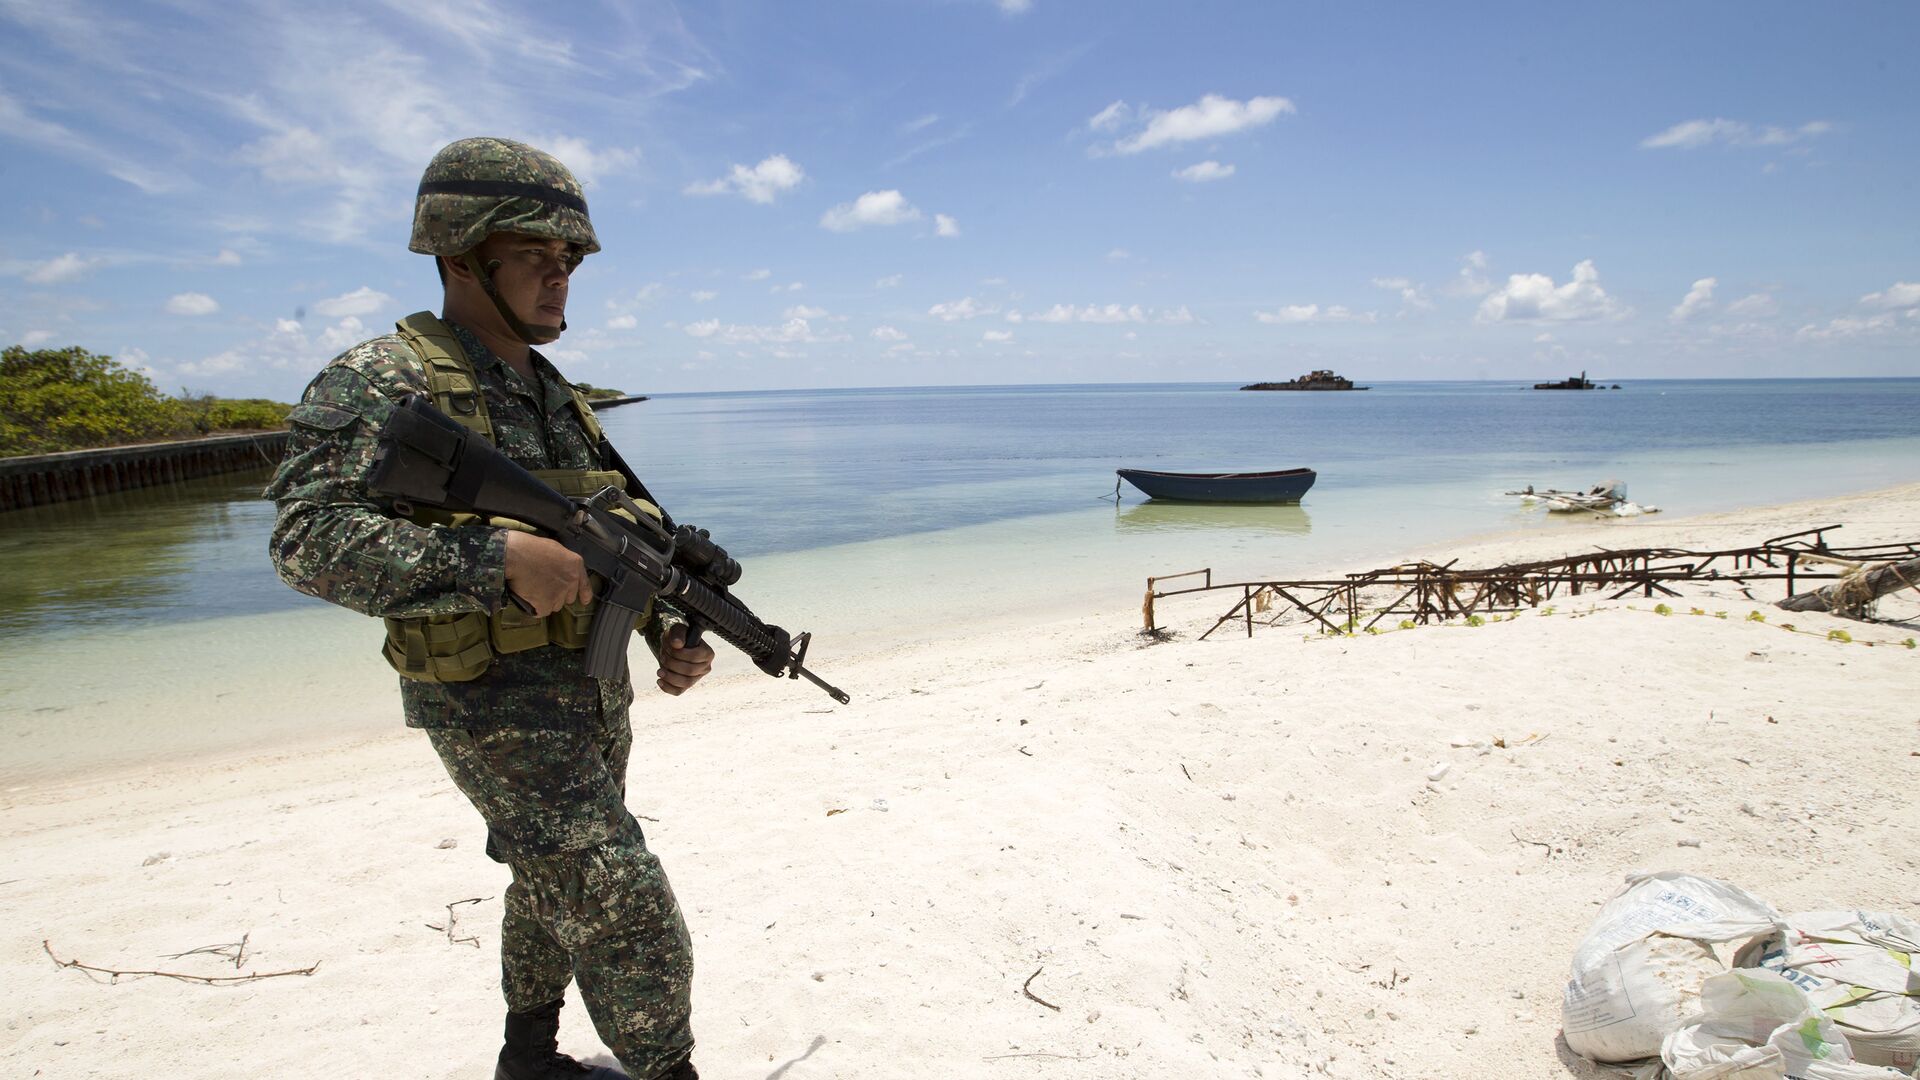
left=426, top=710, right=694, bottom=1078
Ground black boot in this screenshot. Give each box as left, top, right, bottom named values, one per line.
left=657, top=1060, right=698, bottom=1080
left=494, top=1000, right=627, bottom=1079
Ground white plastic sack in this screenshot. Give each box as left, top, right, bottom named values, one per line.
left=1563, top=871, right=1782, bottom=1064
left=1735, top=911, right=1920, bottom=1074
left=1661, top=969, right=1907, bottom=1079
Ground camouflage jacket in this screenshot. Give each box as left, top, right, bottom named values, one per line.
left=265, top=320, right=646, bottom=730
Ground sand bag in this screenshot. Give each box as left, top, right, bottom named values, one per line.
left=1563, top=871, right=1782, bottom=1064
left=1661, top=969, right=1908, bottom=1079
left=1734, top=911, right=1920, bottom=1074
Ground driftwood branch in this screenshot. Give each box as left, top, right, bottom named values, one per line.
left=1778, top=557, right=1920, bottom=616
left=44, top=940, right=319, bottom=985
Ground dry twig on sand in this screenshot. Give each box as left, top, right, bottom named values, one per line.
left=43, top=940, right=318, bottom=985
left=1021, top=966, right=1062, bottom=1012
left=426, top=896, right=491, bottom=948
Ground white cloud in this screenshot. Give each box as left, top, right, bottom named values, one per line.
left=25, top=252, right=92, bottom=284
left=935, top=213, right=961, bottom=238
left=784, top=305, right=827, bottom=319
left=313, top=285, right=392, bottom=318
left=166, top=292, right=220, bottom=316
left=684, top=154, right=805, bottom=203
left=1454, top=250, right=1493, bottom=296
left=1157, top=306, right=1196, bottom=325
left=871, top=325, right=906, bottom=341
left=1641, top=118, right=1833, bottom=150
left=1861, top=282, right=1920, bottom=309
left=900, top=114, right=939, bottom=135
left=1018, top=303, right=1150, bottom=324
left=874, top=274, right=903, bottom=289
left=983, top=329, right=1014, bottom=342
left=745, top=269, right=772, bottom=281
left=930, top=297, right=994, bottom=321
left=1670, top=277, right=1717, bottom=322
left=1726, top=293, right=1775, bottom=317
left=535, top=136, right=640, bottom=185
left=1087, top=101, right=1130, bottom=132
left=1173, top=160, right=1236, bottom=182
left=680, top=316, right=844, bottom=346
left=20, top=329, right=55, bottom=346
left=997, top=0, right=1033, bottom=13
left=213, top=248, right=243, bottom=266
left=177, top=314, right=365, bottom=378
left=318, top=315, right=368, bottom=350
left=1796, top=314, right=1899, bottom=340
left=690, top=290, right=717, bottom=302
left=773, top=281, right=805, bottom=293
left=821, top=190, right=923, bottom=231
left=1253, top=303, right=1374, bottom=324
left=1112, top=94, right=1295, bottom=154
left=1106, top=248, right=1131, bottom=262
left=607, top=314, right=638, bottom=330
left=1371, top=276, right=1433, bottom=312
left=1476, top=260, right=1625, bottom=323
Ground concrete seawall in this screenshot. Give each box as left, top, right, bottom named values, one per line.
left=0, top=431, right=289, bottom=512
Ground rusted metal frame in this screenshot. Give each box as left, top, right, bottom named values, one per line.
left=1269, top=584, right=1351, bottom=636
left=1199, top=592, right=1255, bottom=641
left=1361, top=582, right=1423, bottom=630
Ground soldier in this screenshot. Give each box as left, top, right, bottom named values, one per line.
left=266, top=137, right=710, bottom=1080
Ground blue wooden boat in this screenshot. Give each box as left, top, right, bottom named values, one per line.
left=1116, top=467, right=1316, bottom=503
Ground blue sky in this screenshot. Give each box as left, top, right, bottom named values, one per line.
left=1, top=0, right=1915, bottom=398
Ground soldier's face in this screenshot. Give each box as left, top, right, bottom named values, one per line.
left=478, top=232, right=579, bottom=336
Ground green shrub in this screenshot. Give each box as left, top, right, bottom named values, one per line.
left=1, top=346, right=293, bottom=456
left=1, top=345, right=178, bottom=455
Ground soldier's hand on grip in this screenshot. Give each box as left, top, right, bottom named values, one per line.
left=503, top=531, right=593, bottom=616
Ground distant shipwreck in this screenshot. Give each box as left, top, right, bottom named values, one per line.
left=1532, top=370, right=1620, bottom=390
left=1241, top=369, right=1370, bottom=391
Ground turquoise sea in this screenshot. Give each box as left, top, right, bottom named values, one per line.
left=2, top=378, right=1917, bottom=780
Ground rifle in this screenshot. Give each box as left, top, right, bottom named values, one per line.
left=366, top=394, right=849, bottom=704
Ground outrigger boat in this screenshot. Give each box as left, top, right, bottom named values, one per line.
left=1116, top=467, right=1316, bottom=504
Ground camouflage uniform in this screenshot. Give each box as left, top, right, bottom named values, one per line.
left=267, top=315, right=694, bottom=1074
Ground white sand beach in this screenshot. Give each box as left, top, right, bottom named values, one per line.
left=5, top=484, right=1918, bottom=1079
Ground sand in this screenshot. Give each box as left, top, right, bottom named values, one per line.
left=4, top=484, right=1918, bottom=1079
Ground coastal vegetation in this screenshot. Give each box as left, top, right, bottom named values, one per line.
left=1, top=345, right=291, bottom=457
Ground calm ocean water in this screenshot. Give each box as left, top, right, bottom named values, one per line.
left=3, top=377, right=1917, bottom=780
left=3, top=378, right=1918, bottom=642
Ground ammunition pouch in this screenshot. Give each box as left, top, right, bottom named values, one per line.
left=377, top=310, right=650, bottom=683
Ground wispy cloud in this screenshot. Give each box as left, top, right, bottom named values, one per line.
left=312, top=286, right=394, bottom=318
left=1371, top=276, right=1433, bottom=313
left=0, top=1, right=698, bottom=242
left=1253, top=304, right=1374, bottom=324
left=1173, top=160, right=1235, bottom=183
left=929, top=297, right=996, bottom=321
left=1641, top=118, right=1833, bottom=150
left=23, top=252, right=95, bottom=284
left=1102, top=93, right=1295, bottom=155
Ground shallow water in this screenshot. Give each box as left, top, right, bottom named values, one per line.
left=2, top=378, right=1916, bottom=781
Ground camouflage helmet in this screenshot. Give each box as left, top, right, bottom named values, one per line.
left=409, top=137, right=600, bottom=257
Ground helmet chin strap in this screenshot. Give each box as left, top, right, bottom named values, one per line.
left=460, top=252, right=565, bottom=345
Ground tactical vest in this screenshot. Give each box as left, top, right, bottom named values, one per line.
left=380, top=311, right=658, bottom=683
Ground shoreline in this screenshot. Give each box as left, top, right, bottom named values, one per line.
left=6, top=477, right=1915, bottom=799
left=3, top=480, right=1917, bottom=1078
